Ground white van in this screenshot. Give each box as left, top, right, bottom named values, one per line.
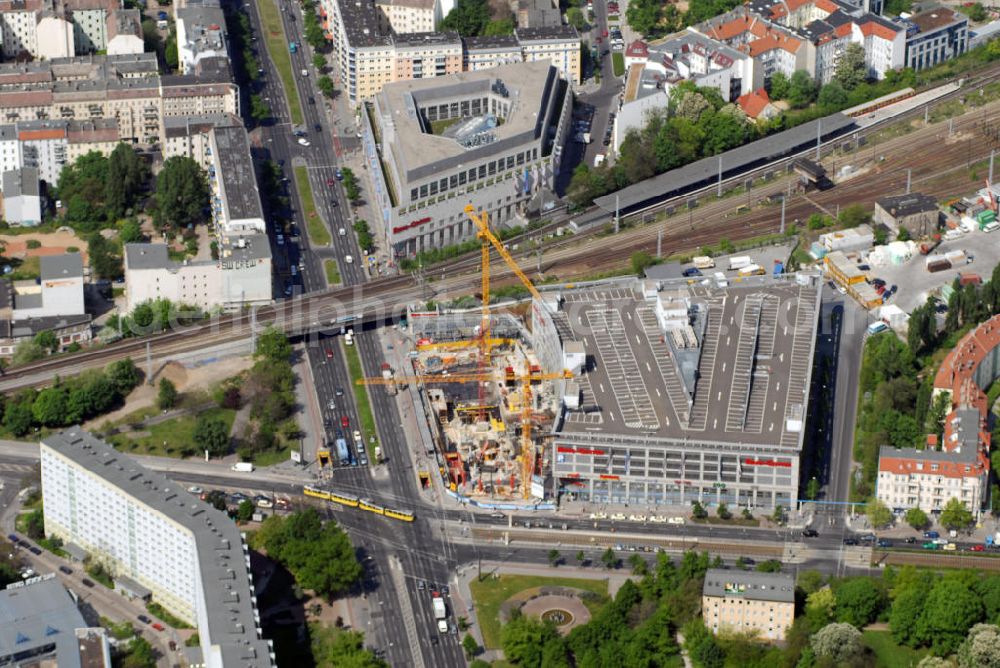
left=714, top=271, right=728, bottom=287
left=867, top=321, right=889, bottom=335
left=985, top=221, right=1000, bottom=233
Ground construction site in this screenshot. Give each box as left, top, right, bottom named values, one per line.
left=362, top=206, right=571, bottom=502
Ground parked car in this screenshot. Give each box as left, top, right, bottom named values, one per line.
left=254, top=495, right=274, bottom=509
left=682, top=267, right=702, bottom=277
left=904, top=536, right=917, bottom=544
left=876, top=538, right=893, bottom=548
left=230, top=492, right=249, bottom=503
left=152, top=622, right=165, bottom=632
left=81, top=578, right=95, bottom=587
left=58, top=565, right=73, bottom=575
left=138, top=615, right=152, bottom=624
left=801, top=529, right=818, bottom=538
left=969, top=544, right=985, bottom=552
left=843, top=538, right=859, bottom=546
left=924, top=530, right=940, bottom=539
left=28, top=547, right=41, bottom=555
left=922, top=542, right=939, bottom=550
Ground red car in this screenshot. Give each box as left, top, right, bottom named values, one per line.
left=151, top=622, right=165, bottom=632
left=341, top=416, right=349, bottom=428
left=970, top=544, right=985, bottom=552
left=326, top=348, right=334, bottom=359
left=326, top=178, right=336, bottom=187
left=602, top=29, right=608, bottom=36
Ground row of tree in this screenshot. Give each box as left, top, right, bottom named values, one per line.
left=1, top=358, right=142, bottom=436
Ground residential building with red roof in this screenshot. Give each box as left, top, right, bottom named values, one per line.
left=736, top=87, right=779, bottom=120
left=876, top=314, right=1000, bottom=515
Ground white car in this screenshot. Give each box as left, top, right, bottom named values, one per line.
left=628, top=514, right=647, bottom=522
left=588, top=512, right=608, bottom=520
left=187, top=486, right=203, bottom=494
left=300, top=69, right=308, bottom=76
left=297, top=137, right=310, bottom=147
left=609, top=512, right=626, bottom=521
left=345, top=255, right=354, bottom=264
left=668, top=516, right=686, bottom=525
left=339, top=227, right=346, bottom=236
left=649, top=515, right=667, bottom=523
left=353, top=430, right=361, bottom=441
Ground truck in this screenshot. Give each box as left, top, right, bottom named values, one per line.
left=738, top=264, right=765, bottom=277
left=926, top=258, right=952, bottom=273
left=432, top=594, right=448, bottom=632
left=335, top=438, right=350, bottom=465
left=231, top=462, right=254, bottom=473
left=728, top=256, right=752, bottom=271
left=593, top=153, right=605, bottom=168
left=692, top=256, right=715, bottom=269
left=918, top=233, right=942, bottom=255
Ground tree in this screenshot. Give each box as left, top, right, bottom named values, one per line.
left=866, top=498, right=892, bottom=529
left=57, top=151, right=110, bottom=230
left=483, top=18, right=514, bottom=35
left=566, top=6, right=586, bottom=30
left=154, top=156, right=209, bottom=232
left=106, top=143, right=145, bottom=221
left=691, top=501, right=708, bottom=519
left=834, top=577, right=887, bottom=627
left=32, top=329, right=58, bottom=354
left=958, top=623, right=1000, bottom=668
left=33, top=387, right=67, bottom=427
left=501, top=612, right=564, bottom=667
left=811, top=622, right=863, bottom=663
left=839, top=203, right=871, bottom=228
left=312, top=53, right=326, bottom=71
left=905, top=508, right=929, bottom=530
left=768, top=71, right=790, bottom=100
left=122, top=636, right=156, bottom=668
left=788, top=70, right=817, bottom=108
left=120, top=219, right=144, bottom=244
left=631, top=251, right=655, bottom=276
left=940, top=497, right=974, bottom=531
left=918, top=576, right=985, bottom=655
left=164, top=32, right=178, bottom=70
left=87, top=233, right=123, bottom=281
left=771, top=505, right=785, bottom=524
left=317, top=76, right=335, bottom=98
left=891, top=583, right=930, bottom=646
left=716, top=503, right=731, bottom=520
left=462, top=633, right=480, bottom=659
left=439, top=0, right=490, bottom=36
left=756, top=560, right=782, bottom=573
left=817, top=80, right=848, bottom=109
left=835, top=43, right=868, bottom=91
left=548, top=549, right=561, bottom=567
left=157, top=378, right=178, bottom=410
left=4, top=401, right=34, bottom=436
left=967, top=2, right=987, bottom=21
left=106, top=358, right=141, bottom=396
left=194, top=416, right=230, bottom=457
left=237, top=499, right=254, bottom=522
left=312, top=628, right=387, bottom=667
left=204, top=490, right=228, bottom=512
left=601, top=547, right=618, bottom=569
left=250, top=94, right=271, bottom=122
left=256, top=510, right=363, bottom=599
left=805, top=477, right=820, bottom=500
left=576, top=550, right=586, bottom=565
left=12, top=341, right=45, bottom=365
left=255, top=326, right=292, bottom=362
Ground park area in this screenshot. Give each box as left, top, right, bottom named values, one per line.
left=469, top=574, right=609, bottom=649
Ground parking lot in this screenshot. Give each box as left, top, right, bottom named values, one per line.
left=865, top=228, right=1000, bottom=313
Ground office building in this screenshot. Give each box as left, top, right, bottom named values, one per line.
left=0, top=576, right=111, bottom=667
left=12, top=253, right=85, bottom=320
left=369, top=60, right=572, bottom=254
left=901, top=6, right=968, bottom=71
left=2, top=166, right=41, bottom=225
left=702, top=569, right=796, bottom=641
left=40, top=428, right=275, bottom=668
left=538, top=275, right=821, bottom=509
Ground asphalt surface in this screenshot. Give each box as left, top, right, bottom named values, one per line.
left=240, top=0, right=467, bottom=662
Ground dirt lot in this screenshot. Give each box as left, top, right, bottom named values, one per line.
left=83, top=355, right=255, bottom=428
left=0, top=229, right=89, bottom=263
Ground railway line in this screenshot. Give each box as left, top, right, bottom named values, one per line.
left=4, top=68, right=1000, bottom=389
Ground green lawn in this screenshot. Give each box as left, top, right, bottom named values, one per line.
left=324, top=259, right=340, bottom=285
left=430, top=117, right=462, bottom=135
left=111, top=407, right=237, bottom=458
left=252, top=445, right=294, bottom=467
left=469, top=574, right=609, bottom=649
left=343, top=342, right=378, bottom=461
left=612, top=52, right=625, bottom=77
left=294, top=166, right=331, bottom=246
left=862, top=630, right=929, bottom=668
left=255, top=0, right=304, bottom=126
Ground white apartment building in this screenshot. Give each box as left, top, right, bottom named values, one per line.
left=35, top=15, right=75, bottom=58
left=463, top=35, right=522, bottom=71
left=702, top=570, right=796, bottom=641
left=163, top=113, right=240, bottom=170
left=176, top=1, right=229, bottom=76
left=0, top=119, right=119, bottom=185
left=877, top=444, right=987, bottom=513
left=0, top=0, right=142, bottom=58
left=2, top=166, right=41, bottom=226
left=40, top=428, right=275, bottom=668
left=516, top=26, right=581, bottom=86
left=12, top=253, right=85, bottom=320
left=375, top=0, right=439, bottom=34
left=208, top=125, right=266, bottom=235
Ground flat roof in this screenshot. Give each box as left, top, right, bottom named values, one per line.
left=875, top=192, right=937, bottom=216
left=211, top=126, right=264, bottom=222
left=0, top=576, right=89, bottom=668
left=515, top=25, right=580, bottom=41
left=377, top=60, right=558, bottom=184
left=463, top=35, right=520, bottom=51
left=336, top=0, right=393, bottom=48
left=127, top=235, right=270, bottom=271
left=594, top=113, right=856, bottom=214
left=394, top=31, right=461, bottom=47
left=554, top=276, right=820, bottom=449
left=41, top=429, right=274, bottom=668
left=909, top=6, right=964, bottom=33
left=702, top=568, right=795, bottom=602
left=2, top=166, right=39, bottom=198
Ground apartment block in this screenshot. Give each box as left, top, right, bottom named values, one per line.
left=374, top=0, right=439, bottom=34
left=463, top=35, right=522, bottom=71
left=0, top=0, right=142, bottom=59
left=0, top=54, right=238, bottom=147
left=40, top=428, right=275, bottom=668
left=163, top=113, right=241, bottom=170
left=702, top=570, right=796, bottom=641
left=516, top=26, right=581, bottom=85
left=11, top=253, right=84, bottom=320
left=2, top=166, right=41, bottom=225
left=176, top=0, right=229, bottom=76
left=208, top=125, right=266, bottom=235
left=323, top=0, right=582, bottom=103
left=901, top=6, right=967, bottom=71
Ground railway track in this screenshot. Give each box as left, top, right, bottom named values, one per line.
left=5, top=67, right=1000, bottom=388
